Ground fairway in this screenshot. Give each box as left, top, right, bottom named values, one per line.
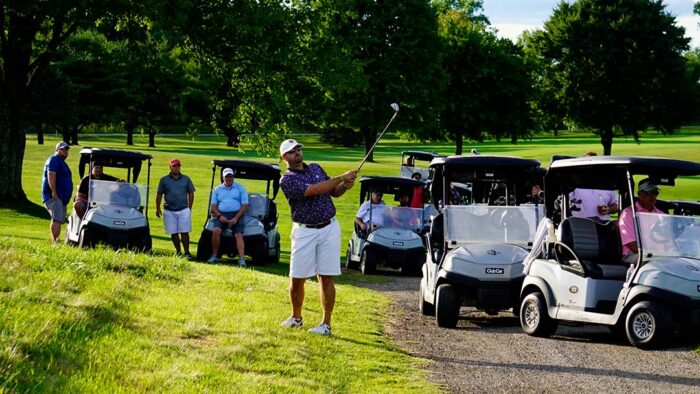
left=3, top=131, right=700, bottom=391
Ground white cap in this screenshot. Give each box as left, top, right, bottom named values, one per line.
left=222, top=168, right=235, bottom=177
left=279, top=139, right=303, bottom=156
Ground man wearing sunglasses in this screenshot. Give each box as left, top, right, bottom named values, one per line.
left=41, top=141, right=73, bottom=243
left=618, top=178, right=664, bottom=261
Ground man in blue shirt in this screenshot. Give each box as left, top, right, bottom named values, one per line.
left=208, top=168, right=249, bottom=266
left=41, top=141, right=73, bottom=243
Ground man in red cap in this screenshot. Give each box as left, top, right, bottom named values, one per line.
left=156, top=159, right=196, bottom=258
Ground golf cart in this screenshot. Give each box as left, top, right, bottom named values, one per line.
left=65, top=148, right=153, bottom=251
left=400, top=151, right=441, bottom=180
left=420, top=155, right=545, bottom=328
left=346, top=176, right=428, bottom=275
left=520, top=156, right=700, bottom=349
left=196, top=159, right=281, bottom=264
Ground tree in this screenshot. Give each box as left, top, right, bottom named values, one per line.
left=528, top=0, right=691, bottom=155
left=308, top=0, right=444, bottom=160
left=437, top=5, right=533, bottom=154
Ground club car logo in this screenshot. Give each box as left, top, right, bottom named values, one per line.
left=569, top=286, right=579, bottom=294
left=392, top=241, right=404, bottom=246
left=113, top=220, right=126, bottom=226
left=487, top=249, right=500, bottom=256
left=485, top=268, right=504, bottom=275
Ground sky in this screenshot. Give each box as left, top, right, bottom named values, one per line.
left=482, top=0, right=700, bottom=48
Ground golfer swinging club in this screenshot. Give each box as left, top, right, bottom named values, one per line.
left=278, top=138, right=357, bottom=336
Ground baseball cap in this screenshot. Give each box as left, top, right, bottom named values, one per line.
left=279, top=139, right=303, bottom=156
left=222, top=168, right=235, bottom=177
left=56, top=141, right=70, bottom=151
left=169, top=159, right=181, bottom=166
left=638, top=178, right=659, bottom=193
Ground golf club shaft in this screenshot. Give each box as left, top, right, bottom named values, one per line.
left=357, top=111, right=399, bottom=172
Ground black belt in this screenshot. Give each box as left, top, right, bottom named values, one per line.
left=303, top=220, right=332, bottom=229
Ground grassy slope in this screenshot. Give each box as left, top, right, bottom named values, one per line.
left=3, top=131, right=700, bottom=391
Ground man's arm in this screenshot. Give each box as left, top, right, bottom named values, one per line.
left=188, top=192, right=194, bottom=209
left=155, top=193, right=163, bottom=218
left=304, top=170, right=356, bottom=197
left=48, top=171, right=58, bottom=199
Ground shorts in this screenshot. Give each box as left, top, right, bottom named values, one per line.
left=44, top=197, right=66, bottom=223
left=163, top=208, right=192, bottom=234
left=214, top=211, right=245, bottom=233
left=289, top=219, right=341, bottom=278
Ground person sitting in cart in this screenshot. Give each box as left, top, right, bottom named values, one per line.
left=355, top=190, right=388, bottom=232
left=208, top=168, right=249, bottom=266
left=74, top=164, right=119, bottom=218
left=619, top=178, right=665, bottom=264
left=390, top=194, right=419, bottom=227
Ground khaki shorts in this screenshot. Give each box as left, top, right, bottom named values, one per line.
left=289, top=219, right=341, bottom=278
left=44, top=197, right=66, bottom=223
left=163, top=208, right=192, bottom=235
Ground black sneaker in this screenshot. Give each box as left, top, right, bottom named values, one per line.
left=183, top=252, right=193, bottom=260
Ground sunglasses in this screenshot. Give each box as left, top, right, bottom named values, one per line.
left=640, top=190, right=659, bottom=197
left=287, top=147, right=302, bottom=154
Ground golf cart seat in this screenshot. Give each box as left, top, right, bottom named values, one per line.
left=428, top=212, right=444, bottom=263
left=556, top=217, right=626, bottom=279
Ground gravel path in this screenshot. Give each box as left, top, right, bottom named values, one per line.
left=362, top=274, right=700, bottom=393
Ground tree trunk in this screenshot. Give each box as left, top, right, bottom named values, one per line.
left=454, top=130, right=463, bottom=155
left=0, top=95, right=29, bottom=206
left=224, top=126, right=239, bottom=147
left=148, top=129, right=156, bottom=148
left=38, top=128, right=44, bottom=145
left=70, top=126, right=79, bottom=146
left=60, top=127, right=70, bottom=144
left=600, top=126, right=613, bottom=155
left=126, top=125, right=135, bottom=145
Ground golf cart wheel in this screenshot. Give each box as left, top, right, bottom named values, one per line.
left=271, top=236, right=281, bottom=264
left=360, top=249, right=376, bottom=275
left=435, top=284, right=459, bottom=328
left=197, top=231, right=212, bottom=261
left=419, top=281, right=435, bottom=316
left=520, top=292, right=558, bottom=337
left=345, top=246, right=359, bottom=270
left=251, top=241, right=268, bottom=265
left=79, top=228, right=94, bottom=248
left=625, top=301, right=672, bottom=349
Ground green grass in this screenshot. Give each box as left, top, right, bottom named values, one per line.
left=3, top=131, right=700, bottom=390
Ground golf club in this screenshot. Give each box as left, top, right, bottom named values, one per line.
left=356, top=103, right=400, bottom=172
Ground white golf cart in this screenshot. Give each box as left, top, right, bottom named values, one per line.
left=196, top=159, right=281, bottom=265
left=346, top=176, right=429, bottom=275
left=520, top=156, right=700, bottom=349
left=420, top=155, right=545, bottom=328
left=400, top=151, right=441, bottom=180
left=65, top=148, right=153, bottom=251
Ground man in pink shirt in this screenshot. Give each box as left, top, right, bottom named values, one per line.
left=618, top=178, right=665, bottom=262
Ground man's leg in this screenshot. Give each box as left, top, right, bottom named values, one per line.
left=290, top=277, right=306, bottom=319
left=181, top=233, right=190, bottom=254
left=211, top=227, right=222, bottom=257
left=50, top=220, right=61, bottom=243
left=170, top=234, right=181, bottom=254
left=235, top=232, right=245, bottom=259
left=318, top=275, right=335, bottom=326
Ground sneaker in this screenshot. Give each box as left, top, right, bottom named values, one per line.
left=280, top=316, right=303, bottom=328
left=308, top=323, right=332, bottom=336
left=183, top=252, right=193, bottom=261
left=207, top=256, right=219, bottom=264
left=238, top=257, right=247, bottom=268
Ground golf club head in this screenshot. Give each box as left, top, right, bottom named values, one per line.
left=391, top=103, right=400, bottom=113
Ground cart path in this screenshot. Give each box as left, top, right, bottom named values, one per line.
left=361, top=275, right=700, bottom=393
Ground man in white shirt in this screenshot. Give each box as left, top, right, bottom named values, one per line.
left=355, top=191, right=388, bottom=231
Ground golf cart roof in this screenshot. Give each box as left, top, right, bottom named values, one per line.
left=544, top=155, right=700, bottom=213
left=359, top=176, right=425, bottom=203
left=211, top=159, right=281, bottom=198
left=402, top=151, right=441, bottom=161
left=78, top=148, right=152, bottom=181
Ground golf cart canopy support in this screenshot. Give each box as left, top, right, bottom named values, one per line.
left=358, top=176, right=425, bottom=204
left=211, top=159, right=281, bottom=199
left=78, top=148, right=153, bottom=183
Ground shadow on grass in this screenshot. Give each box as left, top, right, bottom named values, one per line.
left=2, top=200, right=48, bottom=220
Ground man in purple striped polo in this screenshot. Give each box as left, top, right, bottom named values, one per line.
left=278, top=139, right=357, bottom=336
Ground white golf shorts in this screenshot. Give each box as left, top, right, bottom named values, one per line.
left=289, top=219, right=341, bottom=278
left=163, top=208, right=192, bottom=235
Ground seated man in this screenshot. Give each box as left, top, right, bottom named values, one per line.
left=73, top=164, right=118, bottom=218
left=618, top=178, right=665, bottom=265
left=391, top=194, right=419, bottom=227
left=208, top=168, right=249, bottom=266
left=355, top=191, right=388, bottom=232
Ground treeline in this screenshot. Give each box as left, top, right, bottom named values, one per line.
left=2, top=0, right=700, bottom=204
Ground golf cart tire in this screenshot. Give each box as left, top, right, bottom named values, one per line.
left=345, top=247, right=359, bottom=270
left=197, top=232, right=212, bottom=261
left=271, top=235, right=281, bottom=264
left=520, top=292, right=558, bottom=337
left=360, top=249, right=376, bottom=275
left=625, top=301, right=672, bottom=349
left=419, top=282, right=435, bottom=316
left=436, top=284, right=459, bottom=328
left=79, top=228, right=94, bottom=248
left=251, top=241, right=268, bottom=265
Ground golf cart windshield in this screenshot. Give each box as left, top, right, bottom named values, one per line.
left=89, top=179, right=147, bottom=209
left=370, top=206, right=424, bottom=232
left=638, top=212, right=700, bottom=258
left=444, top=205, right=544, bottom=245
